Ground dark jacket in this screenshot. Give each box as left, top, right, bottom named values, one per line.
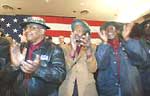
left=14, top=41, right=66, bottom=96
left=0, top=37, right=18, bottom=96
left=95, top=39, right=146, bottom=96
left=138, top=39, right=150, bottom=96
left=0, top=37, right=10, bottom=66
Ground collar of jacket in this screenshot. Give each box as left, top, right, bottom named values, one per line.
left=24, top=40, right=54, bottom=50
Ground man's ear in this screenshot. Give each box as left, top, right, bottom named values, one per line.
left=40, top=29, right=45, bottom=34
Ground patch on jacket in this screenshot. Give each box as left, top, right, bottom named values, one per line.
left=40, top=55, right=49, bottom=60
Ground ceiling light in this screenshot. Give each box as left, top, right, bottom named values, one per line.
left=80, top=10, right=89, bottom=15
left=17, top=8, right=22, bottom=10
left=45, top=0, right=49, bottom=3
left=2, top=5, right=14, bottom=10
left=72, top=10, right=77, bottom=13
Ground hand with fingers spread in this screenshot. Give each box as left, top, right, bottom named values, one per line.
left=70, top=31, right=78, bottom=50
left=98, top=30, right=108, bottom=44
left=70, top=32, right=78, bottom=58
left=10, top=41, right=27, bottom=69
left=20, top=55, right=40, bottom=74
left=122, top=22, right=134, bottom=41
left=80, top=33, right=92, bottom=57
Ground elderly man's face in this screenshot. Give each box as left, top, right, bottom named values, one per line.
left=23, top=23, right=44, bottom=43
left=105, top=25, right=118, bottom=40
left=73, top=25, right=91, bottom=46
left=74, top=25, right=85, bottom=35
left=73, top=25, right=86, bottom=40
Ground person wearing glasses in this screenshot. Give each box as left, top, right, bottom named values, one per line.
left=10, top=17, right=66, bottom=96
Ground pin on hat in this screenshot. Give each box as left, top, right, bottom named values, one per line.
left=20, top=17, right=50, bottom=29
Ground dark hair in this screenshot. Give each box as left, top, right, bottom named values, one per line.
left=100, top=22, right=124, bottom=32
left=139, top=20, right=150, bottom=37
left=130, top=23, right=142, bottom=39
left=140, top=20, right=150, bottom=29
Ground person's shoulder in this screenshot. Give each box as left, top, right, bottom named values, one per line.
left=0, top=37, right=10, bottom=45
left=44, top=41, right=62, bottom=50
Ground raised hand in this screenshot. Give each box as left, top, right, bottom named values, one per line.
left=70, top=32, right=78, bottom=50
left=10, top=40, right=27, bottom=68
left=122, top=22, right=134, bottom=41
left=98, top=30, right=108, bottom=44
left=20, top=55, right=40, bottom=74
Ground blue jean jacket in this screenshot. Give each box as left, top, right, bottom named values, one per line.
left=95, top=39, right=146, bottom=96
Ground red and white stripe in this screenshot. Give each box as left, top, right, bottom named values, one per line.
left=40, top=16, right=105, bottom=44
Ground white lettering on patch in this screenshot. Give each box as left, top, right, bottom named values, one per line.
left=40, top=55, right=48, bottom=60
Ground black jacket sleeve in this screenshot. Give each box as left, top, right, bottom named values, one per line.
left=34, top=46, right=66, bottom=85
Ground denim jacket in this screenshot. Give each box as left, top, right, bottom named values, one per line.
left=95, top=39, right=146, bottom=96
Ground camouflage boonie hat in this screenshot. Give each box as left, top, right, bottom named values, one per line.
left=20, top=17, right=50, bottom=29
left=71, top=19, right=91, bottom=35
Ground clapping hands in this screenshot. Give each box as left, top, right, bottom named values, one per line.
left=10, top=41, right=40, bottom=73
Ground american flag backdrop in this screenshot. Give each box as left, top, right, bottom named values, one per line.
left=0, top=15, right=105, bottom=44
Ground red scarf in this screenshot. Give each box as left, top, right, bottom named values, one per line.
left=28, top=40, right=43, bottom=60
left=108, top=39, right=121, bottom=83
left=108, top=39, right=120, bottom=52
left=23, top=40, right=43, bottom=94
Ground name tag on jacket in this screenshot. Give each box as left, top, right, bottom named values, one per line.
left=40, top=55, right=49, bottom=60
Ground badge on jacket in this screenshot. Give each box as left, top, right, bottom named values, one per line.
left=40, top=55, right=49, bottom=60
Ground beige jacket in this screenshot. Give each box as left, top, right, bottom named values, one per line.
left=59, top=44, right=98, bottom=96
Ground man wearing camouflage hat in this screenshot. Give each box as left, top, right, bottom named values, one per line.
left=59, top=19, right=98, bottom=96
left=10, top=17, right=66, bottom=96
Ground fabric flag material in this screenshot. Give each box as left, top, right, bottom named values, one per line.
left=0, top=15, right=105, bottom=44
left=0, top=15, right=29, bottom=42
